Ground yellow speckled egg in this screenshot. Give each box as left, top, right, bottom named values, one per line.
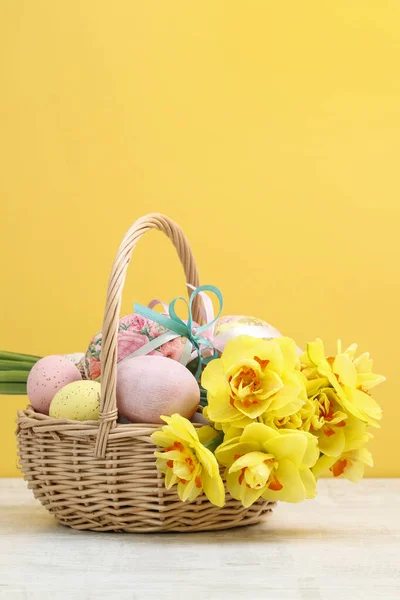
left=49, top=380, right=101, bottom=421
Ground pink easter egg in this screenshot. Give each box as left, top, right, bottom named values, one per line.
left=116, top=356, right=200, bottom=423
left=27, top=355, right=82, bottom=415
left=191, top=411, right=210, bottom=425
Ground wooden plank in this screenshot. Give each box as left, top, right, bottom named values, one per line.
left=0, top=478, right=399, bottom=599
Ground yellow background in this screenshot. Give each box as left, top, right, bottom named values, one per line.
left=1, top=1, right=399, bottom=477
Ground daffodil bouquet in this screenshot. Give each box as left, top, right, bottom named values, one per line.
left=151, top=335, right=384, bottom=509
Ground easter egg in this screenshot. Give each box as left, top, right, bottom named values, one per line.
left=116, top=356, right=200, bottom=423
left=64, top=352, right=85, bottom=366
left=213, top=315, right=303, bottom=355
left=212, top=315, right=283, bottom=352
left=191, top=411, right=210, bottom=425
left=27, top=355, right=82, bottom=414
left=83, top=314, right=189, bottom=380
left=49, top=380, right=101, bottom=421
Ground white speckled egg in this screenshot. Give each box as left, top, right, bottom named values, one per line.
left=27, top=355, right=82, bottom=414
left=116, top=356, right=200, bottom=423
left=49, top=380, right=101, bottom=420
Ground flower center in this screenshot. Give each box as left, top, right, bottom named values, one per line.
left=228, top=357, right=269, bottom=409
left=165, top=442, right=199, bottom=484
left=312, top=393, right=347, bottom=433
left=273, top=413, right=303, bottom=430
left=235, top=454, right=282, bottom=491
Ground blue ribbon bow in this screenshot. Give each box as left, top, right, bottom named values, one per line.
left=129, top=285, right=223, bottom=379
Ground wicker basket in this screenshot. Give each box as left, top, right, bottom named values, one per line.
left=16, top=213, right=275, bottom=532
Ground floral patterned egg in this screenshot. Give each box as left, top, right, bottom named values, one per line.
left=84, top=314, right=188, bottom=380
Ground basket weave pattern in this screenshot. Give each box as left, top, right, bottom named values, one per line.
left=16, top=214, right=275, bottom=532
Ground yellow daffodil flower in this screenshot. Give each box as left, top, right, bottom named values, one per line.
left=302, top=339, right=384, bottom=427
left=215, top=423, right=318, bottom=507
left=307, top=387, right=371, bottom=458
left=313, top=447, right=373, bottom=482
left=202, top=335, right=306, bottom=429
left=151, top=414, right=225, bottom=507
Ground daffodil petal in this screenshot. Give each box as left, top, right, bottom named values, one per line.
left=240, top=423, right=278, bottom=446
left=195, top=444, right=220, bottom=477
left=222, top=336, right=284, bottom=375
left=258, top=370, right=284, bottom=399
left=187, top=485, right=203, bottom=502
left=240, top=484, right=265, bottom=508
left=330, top=450, right=373, bottom=482
left=318, top=426, right=345, bottom=457
left=307, top=339, right=329, bottom=368
left=346, top=388, right=382, bottom=422
left=299, top=467, right=317, bottom=499
left=339, top=459, right=365, bottom=482
left=306, top=377, right=331, bottom=397
left=262, top=458, right=306, bottom=503
left=151, top=429, right=180, bottom=448
left=165, top=468, right=178, bottom=490
left=264, top=432, right=307, bottom=468
left=161, top=414, right=200, bottom=443
left=274, top=337, right=298, bottom=371
left=178, top=477, right=195, bottom=502
left=201, top=468, right=225, bottom=507
left=353, top=352, right=373, bottom=373
left=229, top=451, right=270, bottom=473
left=333, top=354, right=358, bottom=387
left=343, top=418, right=370, bottom=452
left=221, top=336, right=264, bottom=370
left=206, top=393, right=240, bottom=423
left=356, top=373, right=386, bottom=391
left=312, top=454, right=336, bottom=479
left=224, top=426, right=245, bottom=441
left=343, top=342, right=358, bottom=360
left=216, top=440, right=257, bottom=467
left=225, top=469, right=243, bottom=501
left=201, top=357, right=228, bottom=394
left=267, top=372, right=302, bottom=411
left=358, top=447, right=374, bottom=467
left=301, top=433, right=320, bottom=468
left=155, top=457, right=167, bottom=474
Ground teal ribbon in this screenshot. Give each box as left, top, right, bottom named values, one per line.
left=132, top=285, right=223, bottom=379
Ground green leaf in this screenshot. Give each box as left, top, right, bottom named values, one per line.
left=0, top=360, right=35, bottom=371
left=202, top=430, right=224, bottom=453
left=0, top=382, right=27, bottom=395
left=0, top=350, right=41, bottom=363
left=0, top=371, right=29, bottom=383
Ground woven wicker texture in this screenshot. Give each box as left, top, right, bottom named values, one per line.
left=16, top=214, right=275, bottom=532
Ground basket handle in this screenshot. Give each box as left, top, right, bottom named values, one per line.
left=94, top=213, right=202, bottom=458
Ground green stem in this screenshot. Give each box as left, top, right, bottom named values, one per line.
left=0, top=382, right=27, bottom=395
left=0, top=360, right=35, bottom=371
left=0, top=371, right=30, bottom=383
left=203, top=430, right=224, bottom=453
left=0, top=350, right=41, bottom=363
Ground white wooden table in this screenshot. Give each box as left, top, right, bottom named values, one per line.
left=0, top=478, right=399, bottom=600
